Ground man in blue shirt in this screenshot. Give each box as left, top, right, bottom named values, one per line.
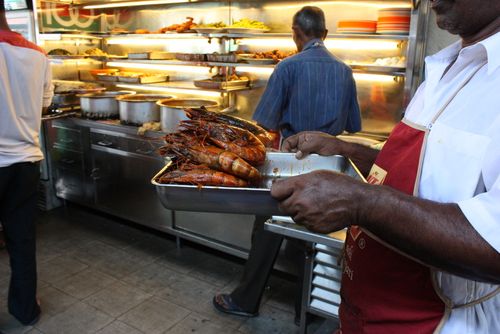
left=213, top=6, right=361, bottom=324
left=252, top=10, right=361, bottom=139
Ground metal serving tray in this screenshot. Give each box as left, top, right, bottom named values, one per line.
left=152, top=152, right=365, bottom=215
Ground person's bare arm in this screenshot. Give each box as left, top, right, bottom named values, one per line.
left=281, top=131, right=379, bottom=176
left=271, top=170, right=500, bottom=284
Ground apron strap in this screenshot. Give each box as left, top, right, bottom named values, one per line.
left=431, top=269, right=500, bottom=309
left=428, top=61, right=487, bottom=128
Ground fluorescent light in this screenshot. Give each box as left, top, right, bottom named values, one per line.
left=84, top=0, right=192, bottom=9
left=106, top=38, right=207, bottom=45
left=264, top=1, right=411, bottom=10
left=353, top=73, right=397, bottom=83
left=107, top=61, right=210, bottom=74
left=116, top=84, right=221, bottom=97
left=238, top=38, right=399, bottom=51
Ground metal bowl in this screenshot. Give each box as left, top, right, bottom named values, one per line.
left=78, top=91, right=135, bottom=119
left=156, top=98, right=219, bottom=133
left=117, top=94, right=175, bottom=126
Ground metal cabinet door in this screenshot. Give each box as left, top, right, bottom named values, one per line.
left=50, top=146, right=92, bottom=204
left=90, top=139, right=172, bottom=231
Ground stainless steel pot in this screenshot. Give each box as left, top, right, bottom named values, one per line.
left=51, top=93, right=80, bottom=107
left=157, top=99, right=219, bottom=133
left=78, top=91, right=135, bottom=119
left=117, top=94, right=174, bottom=126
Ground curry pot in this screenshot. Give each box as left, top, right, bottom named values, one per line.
left=78, top=91, right=135, bottom=119
left=117, top=94, right=175, bottom=126
left=157, top=98, right=219, bottom=133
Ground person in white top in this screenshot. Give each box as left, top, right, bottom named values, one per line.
left=271, top=0, right=500, bottom=333
left=0, top=0, right=53, bottom=326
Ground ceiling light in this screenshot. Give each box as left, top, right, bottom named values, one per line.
left=116, top=84, right=221, bottom=97
left=84, top=0, right=193, bottom=10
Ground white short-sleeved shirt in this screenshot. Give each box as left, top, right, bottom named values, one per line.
left=404, top=32, right=500, bottom=333
left=0, top=30, right=53, bottom=167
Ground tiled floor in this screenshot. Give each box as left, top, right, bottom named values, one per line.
left=0, top=205, right=329, bottom=334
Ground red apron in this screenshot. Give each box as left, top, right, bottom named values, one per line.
left=338, top=120, right=446, bottom=334
left=337, top=60, right=489, bottom=334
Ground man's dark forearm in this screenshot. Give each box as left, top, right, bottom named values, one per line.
left=341, top=142, right=379, bottom=177
left=360, top=184, right=500, bottom=284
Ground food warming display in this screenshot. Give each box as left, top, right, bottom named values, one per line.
left=36, top=0, right=430, bottom=262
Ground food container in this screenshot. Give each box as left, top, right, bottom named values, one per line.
left=51, top=92, right=80, bottom=107
left=89, top=68, right=119, bottom=79
left=117, top=74, right=169, bottom=84
left=152, top=153, right=365, bottom=215
left=79, top=91, right=135, bottom=119
left=128, top=51, right=176, bottom=60
left=193, top=79, right=249, bottom=89
left=96, top=73, right=118, bottom=82
left=117, top=94, right=175, bottom=126
left=157, top=98, right=219, bottom=133
left=206, top=53, right=237, bottom=63
left=175, top=53, right=207, bottom=62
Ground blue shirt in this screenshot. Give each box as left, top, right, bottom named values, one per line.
left=252, top=38, right=362, bottom=139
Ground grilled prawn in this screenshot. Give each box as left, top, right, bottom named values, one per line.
left=179, top=120, right=266, bottom=166
left=184, top=107, right=274, bottom=147
left=160, top=133, right=261, bottom=182
left=159, top=168, right=248, bottom=187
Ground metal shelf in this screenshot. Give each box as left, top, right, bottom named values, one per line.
left=106, top=59, right=405, bottom=75
left=39, top=32, right=409, bottom=41
left=109, top=80, right=252, bottom=93
left=106, top=58, right=275, bottom=68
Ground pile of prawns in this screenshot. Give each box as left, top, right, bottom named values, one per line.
left=158, top=107, right=273, bottom=187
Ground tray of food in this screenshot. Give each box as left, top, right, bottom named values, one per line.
left=152, top=152, right=364, bottom=215
left=206, top=53, right=237, bottom=63
left=194, top=21, right=227, bottom=34
left=226, top=18, right=270, bottom=34
left=193, top=79, right=249, bottom=89
left=240, top=57, right=276, bottom=65
left=96, top=73, right=119, bottom=82
left=117, top=73, right=169, bottom=83
left=127, top=51, right=175, bottom=60
left=195, top=28, right=225, bottom=34
left=175, top=53, right=207, bottom=62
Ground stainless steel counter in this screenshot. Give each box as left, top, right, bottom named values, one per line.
left=43, top=116, right=254, bottom=258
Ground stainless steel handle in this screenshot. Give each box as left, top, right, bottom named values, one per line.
left=97, top=140, right=113, bottom=147
left=58, top=138, right=74, bottom=144
left=90, top=168, right=101, bottom=180
left=60, top=158, right=75, bottom=164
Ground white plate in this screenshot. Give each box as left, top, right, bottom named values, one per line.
left=194, top=28, right=225, bottom=34
left=225, top=28, right=270, bottom=34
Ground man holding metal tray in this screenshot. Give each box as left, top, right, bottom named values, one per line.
left=213, top=6, right=361, bottom=324
left=271, top=0, right=500, bottom=331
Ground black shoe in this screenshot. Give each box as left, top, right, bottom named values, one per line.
left=17, top=303, right=41, bottom=326
left=213, top=294, right=258, bottom=318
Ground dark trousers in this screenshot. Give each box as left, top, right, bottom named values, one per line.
left=0, top=162, right=41, bottom=324
left=230, top=216, right=306, bottom=316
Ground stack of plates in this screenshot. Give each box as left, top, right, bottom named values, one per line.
left=337, top=20, right=377, bottom=34
left=377, top=8, right=411, bottom=35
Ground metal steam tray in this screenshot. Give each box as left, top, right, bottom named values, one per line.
left=152, top=152, right=365, bottom=215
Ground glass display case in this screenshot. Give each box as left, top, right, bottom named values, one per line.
left=35, top=0, right=430, bottom=137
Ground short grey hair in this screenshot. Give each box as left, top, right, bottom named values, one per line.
left=293, top=6, right=327, bottom=38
